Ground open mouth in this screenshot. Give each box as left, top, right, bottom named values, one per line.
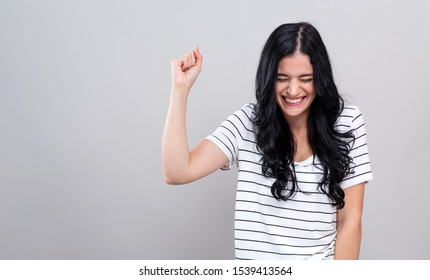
left=283, top=96, right=306, bottom=106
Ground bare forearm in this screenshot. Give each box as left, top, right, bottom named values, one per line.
left=334, top=221, right=362, bottom=260
left=162, top=89, right=191, bottom=184
left=162, top=48, right=203, bottom=184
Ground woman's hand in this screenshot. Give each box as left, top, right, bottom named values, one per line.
left=171, top=47, right=203, bottom=91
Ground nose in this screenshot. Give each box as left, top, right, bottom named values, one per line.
left=287, top=81, right=300, bottom=97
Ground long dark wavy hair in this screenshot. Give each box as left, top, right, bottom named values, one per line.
left=253, top=22, right=355, bottom=209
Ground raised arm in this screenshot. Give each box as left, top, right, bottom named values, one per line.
left=162, top=48, right=228, bottom=184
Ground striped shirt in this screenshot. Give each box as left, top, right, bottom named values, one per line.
left=207, top=103, right=373, bottom=260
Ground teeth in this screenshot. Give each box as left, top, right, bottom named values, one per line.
left=285, top=97, right=304, bottom=104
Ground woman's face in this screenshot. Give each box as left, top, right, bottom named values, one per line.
left=275, top=53, right=316, bottom=124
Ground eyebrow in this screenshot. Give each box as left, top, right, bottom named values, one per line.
left=277, top=73, right=313, bottom=78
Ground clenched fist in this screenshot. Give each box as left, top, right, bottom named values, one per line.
left=171, top=47, right=203, bottom=91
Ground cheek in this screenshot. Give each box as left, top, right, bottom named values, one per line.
left=275, top=83, right=286, bottom=94
left=274, top=89, right=283, bottom=105
left=304, top=84, right=316, bottom=95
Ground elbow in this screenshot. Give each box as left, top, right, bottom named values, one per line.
left=163, top=176, right=182, bottom=185
left=337, top=217, right=362, bottom=233
left=162, top=158, right=193, bottom=185
left=162, top=169, right=188, bottom=185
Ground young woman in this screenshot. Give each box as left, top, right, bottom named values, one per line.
left=162, top=22, right=372, bottom=260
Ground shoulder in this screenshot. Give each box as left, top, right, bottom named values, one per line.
left=229, top=103, right=256, bottom=124
left=238, top=103, right=256, bottom=118
left=335, top=104, right=366, bottom=131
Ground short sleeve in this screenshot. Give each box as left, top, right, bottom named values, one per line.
left=339, top=106, right=373, bottom=189
left=206, top=103, right=255, bottom=170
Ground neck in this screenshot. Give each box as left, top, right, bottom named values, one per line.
left=286, top=114, right=308, bottom=134
left=286, top=114, right=313, bottom=162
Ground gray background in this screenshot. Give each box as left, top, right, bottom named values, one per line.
left=1, top=0, right=429, bottom=259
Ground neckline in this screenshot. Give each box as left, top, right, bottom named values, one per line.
left=293, top=155, right=315, bottom=167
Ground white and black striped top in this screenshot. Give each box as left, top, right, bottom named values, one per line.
left=207, top=103, right=373, bottom=260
